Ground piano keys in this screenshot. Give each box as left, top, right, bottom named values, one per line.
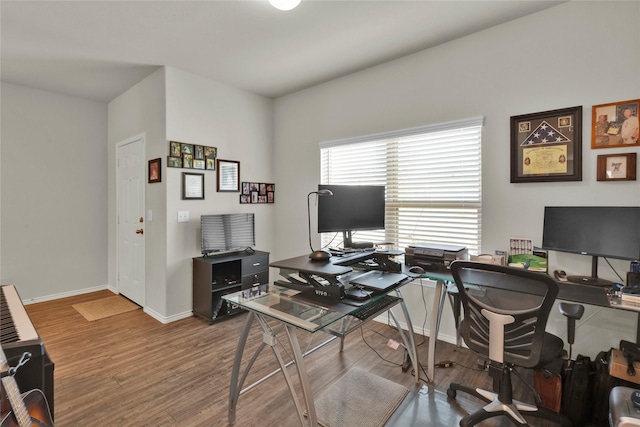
left=0, top=284, right=54, bottom=420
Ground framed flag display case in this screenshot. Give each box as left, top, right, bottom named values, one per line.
left=510, top=106, right=582, bottom=183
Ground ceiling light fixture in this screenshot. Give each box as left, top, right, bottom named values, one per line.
left=268, top=0, right=301, bottom=11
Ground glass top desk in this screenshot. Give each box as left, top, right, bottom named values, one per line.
left=224, top=254, right=420, bottom=427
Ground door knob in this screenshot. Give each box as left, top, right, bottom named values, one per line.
left=136, top=229, right=144, bottom=234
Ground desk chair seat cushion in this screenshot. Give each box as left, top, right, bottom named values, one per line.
left=459, top=318, right=563, bottom=368
left=540, top=333, right=564, bottom=366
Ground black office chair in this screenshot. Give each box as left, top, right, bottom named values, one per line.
left=446, top=261, right=565, bottom=427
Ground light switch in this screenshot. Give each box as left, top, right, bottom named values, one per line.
left=177, top=211, right=189, bottom=223
left=147, top=210, right=153, bottom=221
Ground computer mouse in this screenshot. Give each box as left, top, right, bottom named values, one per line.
left=409, top=266, right=426, bottom=275
left=554, top=269, right=568, bottom=281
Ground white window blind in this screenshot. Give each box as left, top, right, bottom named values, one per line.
left=319, top=117, right=483, bottom=253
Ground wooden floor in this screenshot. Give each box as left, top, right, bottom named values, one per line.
left=23, top=290, right=562, bottom=426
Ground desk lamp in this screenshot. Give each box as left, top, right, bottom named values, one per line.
left=308, top=189, right=333, bottom=261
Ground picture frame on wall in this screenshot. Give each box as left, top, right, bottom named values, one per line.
left=148, top=158, right=161, bottom=183
left=168, top=141, right=217, bottom=169
left=182, top=172, right=204, bottom=200
left=170, top=141, right=182, bottom=157
left=217, top=159, right=240, bottom=192
left=597, top=153, right=636, bottom=181
left=194, top=145, right=204, bottom=160
left=591, top=99, right=640, bottom=148
left=510, top=106, right=582, bottom=183
left=240, top=182, right=274, bottom=204
left=167, top=156, right=182, bottom=168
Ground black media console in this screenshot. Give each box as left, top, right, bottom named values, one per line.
left=192, top=250, right=269, bottom=323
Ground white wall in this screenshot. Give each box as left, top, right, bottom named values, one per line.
left=1, top=82, right=108, bottom=301
left=272, top=1, right=640, bottom=357
left=108, top=69, right=167, bottom=319
left=163, top=67, right=275, bottom=319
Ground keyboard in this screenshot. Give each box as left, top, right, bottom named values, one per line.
left=350, top=294, right=401, bottom=320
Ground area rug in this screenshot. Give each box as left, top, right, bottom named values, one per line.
left=72, top=295, right=140, bottom=321
left=312, top=367, right=409, bottom=427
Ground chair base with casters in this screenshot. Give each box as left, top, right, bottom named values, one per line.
left=447, top=361, right=568, bottom=427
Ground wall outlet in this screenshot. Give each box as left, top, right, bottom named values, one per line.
left=177, top=211, right=189, bottom=223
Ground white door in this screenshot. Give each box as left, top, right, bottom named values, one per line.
left=117, top=136, right=145, bottom=306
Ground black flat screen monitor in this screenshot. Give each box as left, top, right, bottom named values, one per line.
left=201, top=213, right=255, bottom=255
left=542, top=206, right=640, bottom=286
left=317, top=184, right=385, bottom=248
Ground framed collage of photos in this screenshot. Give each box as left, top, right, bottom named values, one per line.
left=168, top=141, right=217, bottom=171
left=240, top=182, right=274, bottom=204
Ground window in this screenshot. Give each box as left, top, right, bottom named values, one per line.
left=319, top=117, right=483, bottom=253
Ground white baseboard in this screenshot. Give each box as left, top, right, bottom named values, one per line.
left=142, top=307, right=193, bottom=324
left=22, top=285, right=110, bottom=305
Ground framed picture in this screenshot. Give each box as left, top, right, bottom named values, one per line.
left=510, top=106, right=582, bottom=183
left=169, top=141, right=182, bottom=157
left=217, top=159, right=240, bottom=192
left=597, top=153, right=636, bottom=181
left=194, top=145, right=204, bottom=160
left=240, top=182, right=275, bottom=204
left=205, top=146, right=217, bottom=161
left=183, top=153, right=193, bottom=169
left=148, top=158, right=161, bottom=183
left=167, top=156, right=182, bottom=168
left=167, top=141, right=216, bottom=170
left=592, top=99, right=640, bottom=148
left=182, top=172, right=204, bottom=200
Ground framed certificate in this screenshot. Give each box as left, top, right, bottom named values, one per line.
left=217, top=159, right=240, bottom=192
left=182, top=172, right=204, bottom=200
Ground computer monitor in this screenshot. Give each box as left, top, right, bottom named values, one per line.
left=542, top=206, right=640, bottom=286
left=201, top=213, right=255, bottom=255
left=317, top=184, right=385, bottom=248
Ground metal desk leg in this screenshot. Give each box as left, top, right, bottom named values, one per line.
left=229, top=312, right=311, bottom=427
left=229, top=311, right=255, bottom=425
left=284, top=324, right=318, bottom=427
left=258, top=317, right=309, bottom=426
left=392, top=289, right=420, bottom=383
left=447, top=291, right=462, bottom=347
left=427, top=279, right=447, bottom=383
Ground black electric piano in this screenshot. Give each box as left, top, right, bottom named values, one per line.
left=0, top=284, right=54, bottom=419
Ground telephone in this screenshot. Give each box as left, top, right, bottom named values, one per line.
left=554, top=269, right=568, bottom=282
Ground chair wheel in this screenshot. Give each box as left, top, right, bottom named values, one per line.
left=447, top=387, right=457, bottom=398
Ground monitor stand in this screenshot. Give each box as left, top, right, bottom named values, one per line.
left=567, top=275, right=614, bottom=287
left=342, top=231, right=373, bottom=250
left=566, top=256, right=615, bottom=287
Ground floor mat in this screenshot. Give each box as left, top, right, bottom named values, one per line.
left=72, top=295, right=139, bottom=321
